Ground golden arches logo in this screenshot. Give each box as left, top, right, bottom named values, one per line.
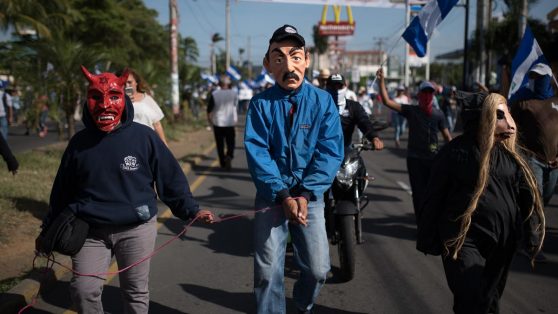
left=320, top=5, right=354, bottom=25
left=318, top=5, right=355, bottom=36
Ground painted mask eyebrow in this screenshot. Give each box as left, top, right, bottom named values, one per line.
left=289, top=47, right=303, bottom=54
left=270, top=47, right=287, bottom=56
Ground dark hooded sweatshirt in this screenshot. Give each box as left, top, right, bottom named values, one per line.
left=42, top=98, right=199, bottom=228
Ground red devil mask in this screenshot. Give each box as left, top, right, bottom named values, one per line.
left=81, top=65, right=129, bottom=132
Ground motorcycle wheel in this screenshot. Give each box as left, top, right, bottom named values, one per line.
left=336, top=215, right=356, bottom=282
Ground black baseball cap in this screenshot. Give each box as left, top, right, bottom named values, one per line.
left=269, top=24, right=305, bottom=47
left=326, top=74, right=345, bottom=86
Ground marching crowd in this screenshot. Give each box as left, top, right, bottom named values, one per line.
left=0, top=22, right=554, bottom=314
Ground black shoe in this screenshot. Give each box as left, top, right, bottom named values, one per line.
left=297, top=310, right=313, bottom=314
left=224, top=156, right=232, bottom=170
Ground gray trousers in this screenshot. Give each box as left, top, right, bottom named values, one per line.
left=70, top=216, right=157, bottom=314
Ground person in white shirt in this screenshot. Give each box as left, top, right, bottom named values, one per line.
left=237, top=82, right=253, bottom=114
left=125, top=69, right=168, bottom=146
left=207, top=75, right=238, bottom=170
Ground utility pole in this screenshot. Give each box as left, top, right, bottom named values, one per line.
left=519, top=0, right=528, bottom=38
left=462, top=0, right=470, bottom=90
left=226, top=0, right=231, bottom=69
left=475, top=0, right=489, bottom=85
left=247, top=36, right=252, bottom=78
left=169, top=0, right=179, bottom=116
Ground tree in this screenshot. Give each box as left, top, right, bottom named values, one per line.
left=182, top=36, right=199, bottom=64
left=210, top=33, right=224, bottom=74
left=30, top=35, right=106, bottom=138
left=312, top=25, right=328, bottom=68
left=467, top=0, right=553, bottom=89
left=179, top=36, right=201, bottom=87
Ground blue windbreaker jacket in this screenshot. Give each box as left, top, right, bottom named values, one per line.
left=244, top=82, right=344, bottom=204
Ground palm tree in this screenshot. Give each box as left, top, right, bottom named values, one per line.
left=211, top=33, right=224, bottom=74
left=0, top=0, right=77, bottom=39
left=182, top=36, right=199, bottom=64
left=179, top=37, right=201, bottom=89
left=312, top=25, right=328, bottom=69
left=30, top=35, right=106, bottom=138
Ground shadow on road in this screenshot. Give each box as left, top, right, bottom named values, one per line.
left=180, top=283, right=367, bottom=314
left=160, top=214, right=253, bottom=258
left=361, top=213, right=417, bottom=241
left=363, top=191, right=403, bottom=203
left=192, top=164, right=254, bottom=183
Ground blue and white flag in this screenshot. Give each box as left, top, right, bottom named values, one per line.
left=226, top=65, right=242, bottom=81
left=201, top=73, right=218, bottom=84
left=508, top=25, right=551, bottom=100
left=402, top=0, right=459, bottom=58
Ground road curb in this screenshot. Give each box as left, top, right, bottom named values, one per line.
left=0, top=140, right=216, bottom=314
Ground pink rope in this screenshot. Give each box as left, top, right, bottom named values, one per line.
left=19, top=204, right=279, bottom=313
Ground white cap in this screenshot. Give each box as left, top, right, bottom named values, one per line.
left=530, top=63, right=552, bottom=76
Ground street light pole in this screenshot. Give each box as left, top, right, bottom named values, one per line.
left=226, top=0, right=231, bottom=69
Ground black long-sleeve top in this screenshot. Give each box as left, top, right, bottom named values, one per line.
left=416, top=133, right=537, bottom=256
left=339, top=99, right=378, bottom=147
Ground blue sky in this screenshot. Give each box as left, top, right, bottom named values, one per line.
left=145, top=0, right=556, bottom=68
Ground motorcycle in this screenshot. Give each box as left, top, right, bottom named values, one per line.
left=326, top=139, right=376, bottom=282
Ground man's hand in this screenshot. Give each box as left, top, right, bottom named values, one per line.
left=295, top=197, right=308, bottom=226
left=196, top=209, right=215, bottom=223
left=282, top=197, right=299, bottom=224
left=376, top=68, right=384, bottom=82
left=372, top=137, right=384, bottom=151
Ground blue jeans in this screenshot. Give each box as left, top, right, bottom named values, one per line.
left=391, top=111, right=406, bottom=142
left=528, top=157, right=558, bottom=206
left=254, top=197, right=330, bottom=314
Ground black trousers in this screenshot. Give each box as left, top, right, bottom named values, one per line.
left=406, top=156, right=434, bottom=218
left=442, top=236, right=516, bottom=314
left=213, top=126, right=235, bottom=167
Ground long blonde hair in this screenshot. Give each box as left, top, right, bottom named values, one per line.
left=445, top=93, right=545, bottom=263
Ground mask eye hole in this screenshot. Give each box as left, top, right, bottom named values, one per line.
left=496, top=109, right=505, bottom=120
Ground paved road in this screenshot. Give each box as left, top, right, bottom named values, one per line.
left=22, top=125, right=558, bottom=313
left=6, top=121, right=82, bottom=154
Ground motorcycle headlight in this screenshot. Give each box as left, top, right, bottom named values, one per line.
left=336, top=159, right=359, bottom=188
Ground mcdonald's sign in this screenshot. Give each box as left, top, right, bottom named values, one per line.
left=318, top=5, right=355, bottom=36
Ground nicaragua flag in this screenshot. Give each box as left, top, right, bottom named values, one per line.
left=508, top=25, right=551, bottom=100
left=201, top=73, right=218, bottom=84
left=226, top=65, right=242, bottom=81
left=402, top=0, right=459, bottom=58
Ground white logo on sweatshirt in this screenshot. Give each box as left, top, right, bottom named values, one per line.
left=121, top=156, right=140, bottom=171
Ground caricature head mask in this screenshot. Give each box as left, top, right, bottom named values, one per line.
left=81, top=65, right=129, bottom=132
